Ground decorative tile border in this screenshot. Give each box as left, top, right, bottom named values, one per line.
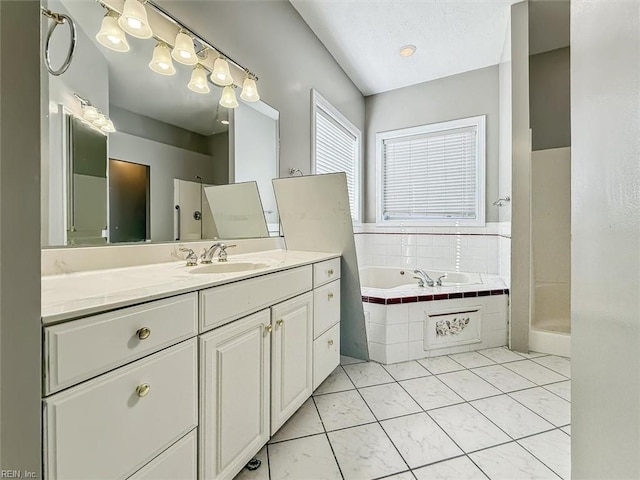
left=362, top=288, right=509, bottom=305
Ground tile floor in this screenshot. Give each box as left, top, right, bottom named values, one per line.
left=235, top=347, right=571, bottom=480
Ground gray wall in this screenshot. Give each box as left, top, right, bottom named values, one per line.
left=363, top=65, right=500, bottom=223
left=572, top=1, right=640, bottom=477
left=160, top=0, right=365, bottom=178
left=529, top=47, right=570, bottom=151
left=209, top=132, right=229, bottom=186
left=109, top=132, right=215, bottom=242
left=110, top=106, right=213, bottom=156
left=0, top=1, right=42, bottom=473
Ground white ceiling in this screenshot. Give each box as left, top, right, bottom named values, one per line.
left=290, top=0, right=522, bottom=96
left=61, top=0, right=227, bottom=136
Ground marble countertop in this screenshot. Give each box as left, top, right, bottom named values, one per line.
left=42, top=249, right=339, bottom=324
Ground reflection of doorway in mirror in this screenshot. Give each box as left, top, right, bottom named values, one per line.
left=174, top=179, right=217, bottom=241
left=109, top=159, right=150, bottom=243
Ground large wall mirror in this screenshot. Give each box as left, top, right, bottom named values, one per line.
left=41, top=0, right=279, bottom=247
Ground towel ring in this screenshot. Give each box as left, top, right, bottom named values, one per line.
left=42, top=7, right=76, bottom=76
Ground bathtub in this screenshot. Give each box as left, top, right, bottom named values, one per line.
left=359, top=266, right=509, bottom=364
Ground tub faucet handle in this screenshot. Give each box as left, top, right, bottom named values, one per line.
left=436, top=274, right=447, bottom=286
left=413, top=269, right=435, bottom=287
left=412, top=276, right=426, bottom=288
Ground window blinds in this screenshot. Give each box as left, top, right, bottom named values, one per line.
left=382, top=126, right=478, bottom=220
left=315, top=107, right=358, bottom=220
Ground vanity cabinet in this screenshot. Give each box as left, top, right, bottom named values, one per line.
left=270, top=292, right=313, bottom=434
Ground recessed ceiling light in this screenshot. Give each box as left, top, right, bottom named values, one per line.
left=399, top=45, right=416, bottom=57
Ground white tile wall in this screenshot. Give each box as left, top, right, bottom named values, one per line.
left=364, top=296, right=509, bottom=364
left=354, top=223, right=504, bottom=275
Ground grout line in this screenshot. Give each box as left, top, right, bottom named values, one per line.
left=310, top=395, right=345, bottom=480
left=516, top=435, right=567, bottom=480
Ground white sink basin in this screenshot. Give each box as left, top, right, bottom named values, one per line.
left=189, top=262, right=269, bottom=274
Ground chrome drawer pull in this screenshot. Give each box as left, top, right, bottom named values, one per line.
left=328, top=339, right=334, bottom=346
left=136, top=383, right=151, bottom=397
left=327, top=292, right=334, bottom=300
left=137, top=327, right=151, bottom=340
left=328, top=269, right=334, bottom=276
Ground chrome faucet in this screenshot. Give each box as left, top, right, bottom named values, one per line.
left=179, top=248, right=198, bottom=266
left=201, top=242, right=236, bottom=263
left=436, top=274, right=447, bottom=286
left=413, top=269, right=435, bottom=287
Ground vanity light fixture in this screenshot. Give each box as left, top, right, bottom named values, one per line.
left=82, top=104, right=100, bottom=121
left=399, top=45, right=417, bottom=57
left=76, top=95, right=116, bottom=134
left=211, top=57, right=233, bottom=86
left=118, top=0, right=153, bottom=39
left=188, top=64, right=210, bottom=94
left=101, top=119, right=117, bottom=133
left=149, top=42, right=176, bottom=75
left=219, top=85, right=239, bottom=108
left=96, top=11, right=130, bottom=52
left=171, top=31, right=198, bottom=65
left=240, top=73, right=260, bottom=102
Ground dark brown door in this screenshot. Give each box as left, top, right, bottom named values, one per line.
left=109, top=159, right=150, bottom=243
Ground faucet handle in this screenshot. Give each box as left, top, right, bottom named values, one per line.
left=179, top=247, right=198, bottom=266
left=436, top=274, right=447, bottom=286
left=217, top=244, right=236, bottom=262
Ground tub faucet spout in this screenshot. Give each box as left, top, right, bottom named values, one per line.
left=413, top=269, right=435, bottom=287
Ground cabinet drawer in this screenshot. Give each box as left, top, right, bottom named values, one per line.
left=129, top=429, right=197, bottom=480
left=44, top=339, right=198, bottom=480
left=313, top=323, right=340, bottom=390
left=313, top=258, right=341, bottom=287
left=44, top=293, right=198, bottom=394
left=200, top=266, right=312, bottom=332
left=313, top=280, right=340, bottom=338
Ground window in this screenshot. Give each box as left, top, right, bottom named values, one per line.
left=376, top=115, right=486, bottom=226
left=312, top=90, right=362, bottom=222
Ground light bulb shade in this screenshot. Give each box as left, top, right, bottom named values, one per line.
left=188, top=65, right=210, bottom=94
left=171, top=32, right=197, bottom=65
left=240, top=77, right=260, bottom=102
left=219, top=86, right=238, bottom=108
left=96, top=12, right=130, bottom=52
left=211, top=57, right=233, bottom=86
left=83, top=105, right=100, bottom=121
left=149, top=43, right=176, bottom=75
left=118, top=0, right=152, bottom=39
left=93, top=115, right=108, bottom=127
left=101, top=119, right=116, bottom=133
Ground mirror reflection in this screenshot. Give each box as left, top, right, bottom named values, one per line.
left=204, top=182, right=269, bottom=240
left=41, top=0, right=279, bottom=247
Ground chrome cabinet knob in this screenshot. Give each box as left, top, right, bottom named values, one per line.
left=276, top=319, right=284, bottom=327
left=328, top=292, right=334, bottom=300
left=328, top=269, right=334, bottom=276
left=328, top=339, right=334, bottom=346
left=264, top=324, right=273, bottom=334
left=136, top=383, right=150, bottom=397
left=137, top=327, right=151, bottom=340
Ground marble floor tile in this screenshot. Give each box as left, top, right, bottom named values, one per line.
left=268, top=434, right=341, bottom=480
left=417, top=356, right=465, bottom=374
left=471, top=364, right=537, bottom=393
left=328, top=423, right=407, bottom=480
left=509, top=387, right=571, bottom=427
left=437, top=370, right=502, bottom=401
left=270, top=398, right=324, bottom=443
left=313, top=366, right=356, bottom=396
left=314, top=390, right=376, bottom=431
left=341, top=355, right=366, bottom=365
left=561, top=425, right=571, bottom=435
left=533, top=356, right=571, bottom=378
left=343, top=361, right=395, bottom=388
left=471, top=395, right=554, bottom=439
left=383, top=361, right=431, bottom=381
left=449, top=351, right=496, bottom=369
left=516, top=351, right=548, bottom=359
left=399, top=376, right=464, bottom=411
left=543, top=380, right=571, bottom=402
left=519, top=430, right=571, bottom=480
left=379, top=472, right=416, bottom=480
left=478, top=347, right=525, bottom=364
left=233, top=446, right=268, bottom=480
left=503, top=360, right=567, bottom=385
left=428, top=403, right=511, bottom=452
left=381, top=412, right=463, bottom=468
left=412, top=456, right=488, bottom=480
left=470, top=442, right=559, bottom=480
left=359, top=383, right=422, bottom=420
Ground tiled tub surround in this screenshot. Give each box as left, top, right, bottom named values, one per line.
left=239, top=348, right=571, bottom=480
left=361, top=270, right=509, bottom=364
left=354, top=223, right=507, bottom=275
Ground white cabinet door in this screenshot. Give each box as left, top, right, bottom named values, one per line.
left=270, top=292, right=313, bottom=434
left=200, top=310, right=271, bottom=480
